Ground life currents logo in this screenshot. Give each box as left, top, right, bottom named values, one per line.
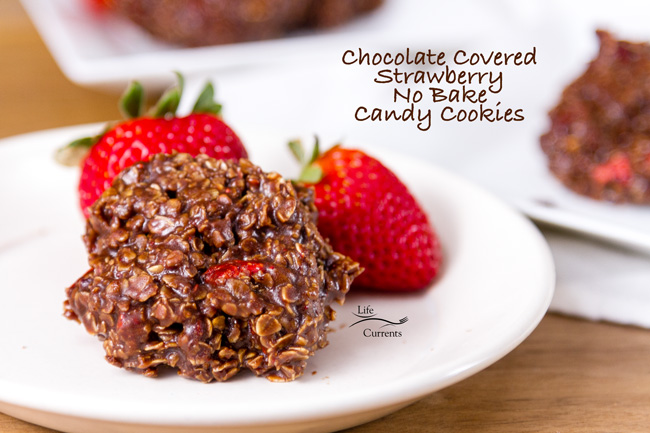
left=349, top=305, right=408, bottom=338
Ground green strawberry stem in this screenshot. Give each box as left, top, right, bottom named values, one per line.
left=192, top=82, right=223, bottom=116
left=56, top=73, right=225, bottom=166
left=289, top=137, right=324, bottom=183
left=119, top=81, right=144, bottom=119
left=299, top=164, right=323, bottom=183
left=308, top=136, right=321, bottom=166
left=149, top=72, right=184, bottom=118
left=288, top=139, right=305, bottom=165
left=54, top=136, right=96, bottom=167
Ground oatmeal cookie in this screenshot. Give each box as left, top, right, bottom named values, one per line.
left=540, top=30, right=650, bottom=204
left=64, top=153, right=361, bottom=382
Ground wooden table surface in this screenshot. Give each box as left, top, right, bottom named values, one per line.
left=2, top=1, right=650, bottom=432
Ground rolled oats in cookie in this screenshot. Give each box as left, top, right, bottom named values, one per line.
left=64, top=153, right=362, bottom=382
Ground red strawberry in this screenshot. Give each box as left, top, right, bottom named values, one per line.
left=57, top=75, right=247, bottom=217
left=203, top=260, right=271, bottom=285
left=291, top=140, right=442, bottom=292
left=590, top=152, right=632, bottom=185
left=84, top=0, right=113, bottom=12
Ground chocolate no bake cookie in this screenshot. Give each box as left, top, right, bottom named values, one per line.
left=64, top=153, right=361, bottom=382
left=108, top=0, right=383, bottom=47
left=540, top=30, right=650, bottom=204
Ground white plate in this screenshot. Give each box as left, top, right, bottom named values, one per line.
left=445, top=20, right=650, bottom=255
left=19, top=0, right=504, bottom=91
left=453, top=130, right=650, bottom=256
left=0, top=124, right=554, bottom=433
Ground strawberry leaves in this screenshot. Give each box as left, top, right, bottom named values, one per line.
left=289, top=137, right=324, bottom=184
left=55, top=135, right=97, bottom=167
left=56, top=73, right=224, bottom=167
left=150, top=72, right=184, bottom=118
left=192, top=82, right=222, bottom=116
left=119, top=81, right=144, bottom=119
